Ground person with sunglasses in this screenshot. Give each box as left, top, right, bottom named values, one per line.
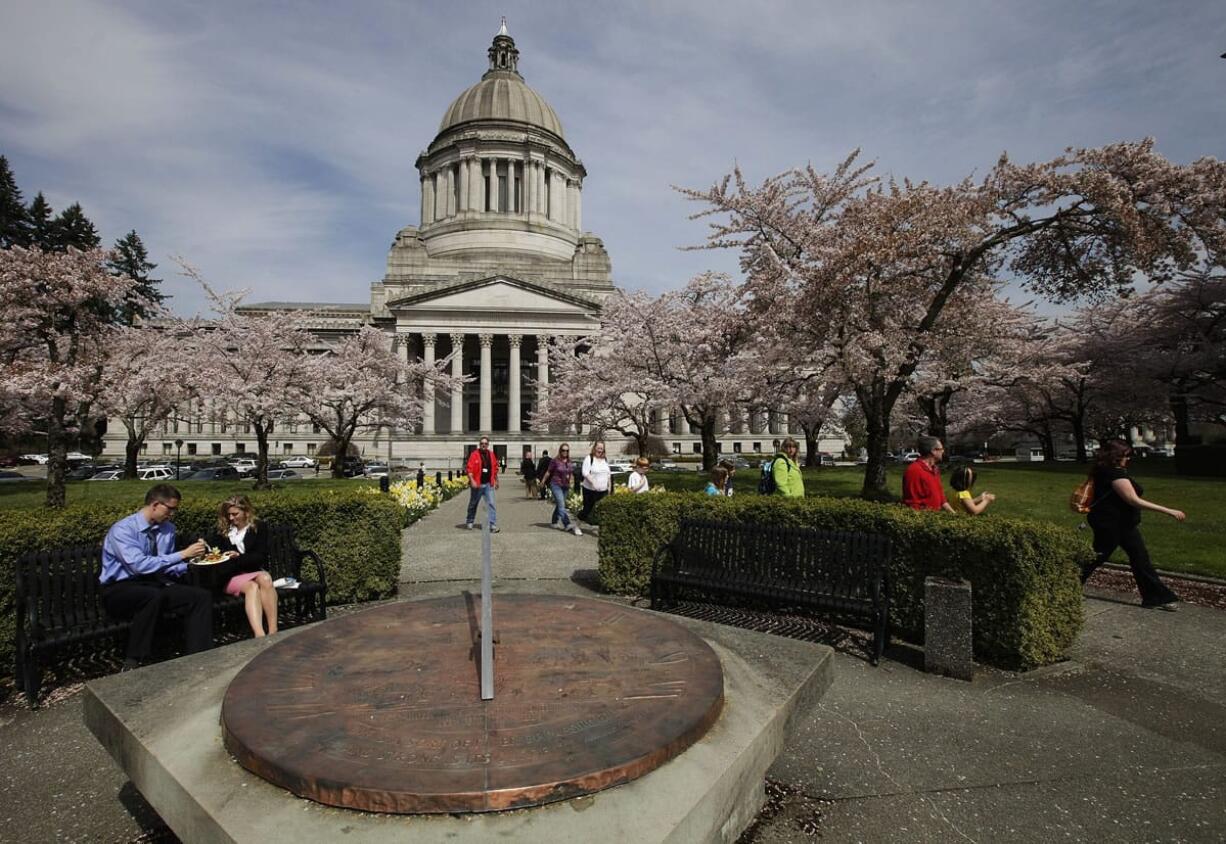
left=901, top=436, right=955, bottom=513
left=538, top=443, right=582, bottom=535
left=99, top=484, right=213, bottom=669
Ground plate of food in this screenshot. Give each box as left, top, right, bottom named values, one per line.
left=193, top=546, right=231, bottom=566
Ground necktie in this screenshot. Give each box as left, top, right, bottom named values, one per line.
left=147, top=528, right=158, bottom=557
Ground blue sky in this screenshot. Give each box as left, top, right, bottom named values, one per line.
left=2, top=0, right=1223, bottom=315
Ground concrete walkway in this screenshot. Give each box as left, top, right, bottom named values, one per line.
left=2, top=492, right=1224, bottom=842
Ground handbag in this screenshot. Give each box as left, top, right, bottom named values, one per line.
left=1069, top=476, right=1095, bottom=514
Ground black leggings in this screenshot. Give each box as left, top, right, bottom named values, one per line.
left=1082, top=520, right=1177, bottom=606
left=578, top=487, right=608, bottom=522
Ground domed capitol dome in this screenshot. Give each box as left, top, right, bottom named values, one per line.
left=438, top=20, right=566, bottom=140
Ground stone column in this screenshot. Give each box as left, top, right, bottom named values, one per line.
left=479, top=333, right=493, bottom=433
left=424, top=174, right=436, bottom=225
left=470, top=158, right=483, bottom=212
left=552, top=171, right=565, bottom=224
left=574, top=182, right=582, bottom=232
left=450, top=333, right=464, bottom=433
left=434, top=172, right=445, bottom=221
left=508, top=334, right=522, bottom=432
left=509, top=161, right=518, bottom=213
left=769, top=410, right=781, bottom=436
left=537, top=163, right=546, bottom=215
left=536, top=337, right=549, bottom=414
left=421, top=333, right=436, bottom=435
left=487, top=159, right=497, bottom=212
left=420, top=175, right=428, bottom=225
left=444, top=167, right=455, bottom=218
left=525, top=161, right=535, bottom=215
left=678, top=412, right=690, bottom=435
left=458, top=159, right=470, bottom=213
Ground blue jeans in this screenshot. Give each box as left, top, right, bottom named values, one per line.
left=549, top=483, right=570, bottom=528
left=466, top=484, right=497, bottom=527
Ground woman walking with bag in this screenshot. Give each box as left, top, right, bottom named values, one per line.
left=1080, top=440, right=1184, bottom=610
left=579, top=440, right=611, bottom=522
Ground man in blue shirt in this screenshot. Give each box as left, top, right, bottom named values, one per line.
left=101, top=484, right=212, bottom=669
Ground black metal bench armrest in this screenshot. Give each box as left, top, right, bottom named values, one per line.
left=650, top=541, right=676, bottom=579
left=297, top=548, right=328, bottom=591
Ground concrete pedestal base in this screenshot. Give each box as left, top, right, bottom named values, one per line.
left=84, top=599, right=833, bottom=843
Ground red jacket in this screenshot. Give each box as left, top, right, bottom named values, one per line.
left=465, top=447, right=499, bottom=487
left=902, top=460, right=945, bottom=511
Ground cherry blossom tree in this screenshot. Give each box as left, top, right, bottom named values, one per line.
left=297, top=325, right=461, bottom=478
left=787, top=380, right=845, bottom=466
left=537, top=275, right=771, bottom=471
left=685, top=141, right=1226, bottom=498
left=96, top=324, right=197, bottom=478
left=0, top=247, right=136, bottom=506
left=185, top=266, right=314, bottom=489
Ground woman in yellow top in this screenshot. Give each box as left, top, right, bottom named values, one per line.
left=949, top=466, right=995, bottom=515
left=772, top=438, right=806, bottom=498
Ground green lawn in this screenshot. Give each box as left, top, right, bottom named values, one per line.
left=649, top=459, right=1226, bottom=579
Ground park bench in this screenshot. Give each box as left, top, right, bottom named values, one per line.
left=13, top=523, right=327, bottom=706
left=650, top=519, right=892, bottom=664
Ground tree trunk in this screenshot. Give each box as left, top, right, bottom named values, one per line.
left=698, top=413, right=719, bottom=471
left=124, top=436, right=142, bottom=479
left=253, top=422, right=271, bottom=490
left=859, top=395, right=892, bottom=501
left=802, top=423, right=820, bottom=467
left=45, top=398, right=69, bottom=508
left=1071, top=415, right=1087, bottom=463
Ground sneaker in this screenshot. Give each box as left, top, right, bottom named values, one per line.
left=572, top=526, right=583, bottom=536
left=556, top=522, right=568, bottom=531
left=1145, top=600, right=1179, bottom=612
left=490, top=525, right=500, bottom=534
left=465, top=523, right=475, bottom=530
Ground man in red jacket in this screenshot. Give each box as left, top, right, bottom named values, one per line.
left=465, top=436, right=500, bottom=532
left=902, top=436, right=955, bottom=513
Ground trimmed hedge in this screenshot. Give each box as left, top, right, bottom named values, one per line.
left=596, top=493, right=1090, bottom=670
left=0, top=488, right=404, bottom=675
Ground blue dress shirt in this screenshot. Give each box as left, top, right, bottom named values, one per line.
left=100, top=511, right=188, bottom=584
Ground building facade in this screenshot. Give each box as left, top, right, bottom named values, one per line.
left=104, top=24, right=845, bottom=469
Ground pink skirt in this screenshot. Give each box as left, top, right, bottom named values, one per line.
left=225, top=571, right=263, bottom=596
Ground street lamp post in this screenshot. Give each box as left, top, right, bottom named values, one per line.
left=174, top=439, right=184, bottom=480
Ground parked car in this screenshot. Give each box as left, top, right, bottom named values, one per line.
left=20, top=454, right=49, bottom=465
left=86, top=470, right=124, bottom=482
left=245, top=468, right=303, bottom=481
left=606, top=462, right=634, bottom=474
left=0, top=455, right=20, bottom=468
left=0, top=470, right=39, bottom=483
left=229, top=459, right=257, bottom=475
left=137, top=467, right=174, bottom=482
left=280, top=456, right=318, bottom=469
left=816, top=452, right=835, bottom=467
left=66, top=465, right=101, bottom=481
left=339, top=458, right=365, bottom=478
left=899, top=451, right=920, bottom=463
left=183, top=466, right=242, bottom=481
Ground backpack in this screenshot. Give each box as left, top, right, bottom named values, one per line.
left=758, top=457, right=781, bottom=495
left=1069, top=476, right=1094, bottom=514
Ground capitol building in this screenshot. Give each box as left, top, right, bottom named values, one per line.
left=104, top=23, right=834, bottom=469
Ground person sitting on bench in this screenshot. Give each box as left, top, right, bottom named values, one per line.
left=100, top=484, right=213, bottom=670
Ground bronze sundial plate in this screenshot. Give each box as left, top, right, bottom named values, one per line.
left=221, top=594, right=725, bottom=813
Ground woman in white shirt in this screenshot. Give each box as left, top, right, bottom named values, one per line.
left=627, top=457, right=651, bottom=493
left=579, top=441, right=611, bottom=522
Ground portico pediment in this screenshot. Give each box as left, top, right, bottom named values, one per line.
left=386, top=275, right=598, bottom=315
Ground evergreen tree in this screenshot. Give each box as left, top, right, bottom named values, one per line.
left=27, top=193, right=55, bottom=248
left=108, top=230, right=165, bottom=324
left=48, top=202, right=101, bottom=251
left=0, top=155, right=30, bottom=248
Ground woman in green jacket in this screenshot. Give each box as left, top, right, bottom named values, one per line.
left=772, top=438, right=805, bottom=498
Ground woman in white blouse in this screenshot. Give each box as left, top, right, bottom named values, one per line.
left=627, top=457, right=651, bottom=493
left=579, top=441, right=612, bottom=521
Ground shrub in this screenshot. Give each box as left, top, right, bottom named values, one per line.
left=597, top=493, right=1089, bottom=670
left=0, top=488, right=403, bottom=673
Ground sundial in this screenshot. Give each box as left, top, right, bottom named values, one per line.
left=220, top=525, right=725, bottom=813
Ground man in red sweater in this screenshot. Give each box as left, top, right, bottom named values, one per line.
left=902, top=436, right=955, bottom=513
left=464, top=436, right=500, bottom=532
